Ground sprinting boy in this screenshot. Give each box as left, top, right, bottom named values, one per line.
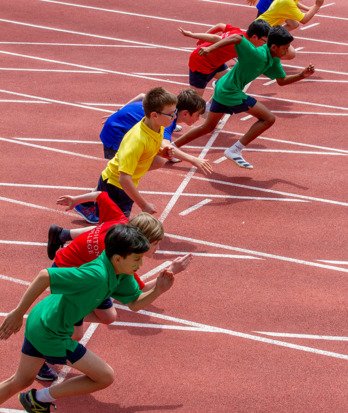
left=37, top=190, right=192, bottom=381
left=174, top=26, right=315, bottom=170
left=178, top=20, right=271, bottom=97
left=0, top=224, right=175, bottom=411
left=256, top=0, right=325, bottom=32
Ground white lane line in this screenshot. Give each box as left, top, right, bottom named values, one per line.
left=0, top=99, right=48, bottom=103
left=0, top=68, right=103, bottom=73
left=0, top=274, right=30, bottom=286
left=14, top=138, right=101, bottom=143
left=0, top=87, right=113, bottom=114
left=156, top=251, right=261, bottom=260
left=0, top=42, right=156, bottom=48
left=112, top=322, right=207, bottom=332
left=0, top=137, right=105, bottom=160
left=300, top=22, right=320, bottom=31
left=115, top=304, right=348, bottom=360
left=179, top=199, right=212, bottom=216
left=0, top=182, right=92, bottom=190
left=0, top=240, right=46, bottom=246
left=318, top=260, right=348, bottom=265
left=55, top=323, right=99, bottom=384
left=0, top=408, right=26, bottom=412
left=192, top=175, right=348, bottom=207
left=254, top=331, right=348, bottom=341
left=140, top=261, right=172, bottom=280
left=0, top=196, right=77, bottom=217
left=159, top=114, right=230, bottom=223
left=165, top=233, right=348, bottom=273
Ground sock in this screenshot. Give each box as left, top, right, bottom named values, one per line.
left=230, top=141, right=245, bottom=154
left=35, top=387, right=56, bottom=403
left=171, top=141, right=177, bottom=148
left=59, top=229, right=72, bottom=244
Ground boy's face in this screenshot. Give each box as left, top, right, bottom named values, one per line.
left=153, top=104, right=177, bottom=127
left=270, top=43, right=290, bottom=58
left=144, top=239, right=162, bottom=258
left=250, top=35, right=268, bottom=47
left=177, top=110, right=203, bottom=127
left=113, top=253, right=144, bottom=274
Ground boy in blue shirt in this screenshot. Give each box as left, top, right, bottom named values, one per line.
left=0, top=225, right=175, bottom=412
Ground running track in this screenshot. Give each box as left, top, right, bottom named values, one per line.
left=0, top=1, right=347, bottom=412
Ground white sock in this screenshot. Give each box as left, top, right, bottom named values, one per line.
left=230, top=141, right=245, bottom=154
left=36, top=387, right=56, bottom=403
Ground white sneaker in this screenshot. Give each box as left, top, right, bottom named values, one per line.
left=168, top=157, right=181, bottom=163
left=174, top=124, right=182, bottom=132
left=224, top=148, right=253, bottom=169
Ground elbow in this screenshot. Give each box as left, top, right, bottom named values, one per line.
left=276, top=79, right=286, bottom=86
left=127, top=302, right=139, bottom=312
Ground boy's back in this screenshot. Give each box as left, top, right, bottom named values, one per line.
left=257, top=0, right=304, bottom=26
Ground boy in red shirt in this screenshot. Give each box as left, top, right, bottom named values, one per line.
left=179, top=20, right=271, bottom=97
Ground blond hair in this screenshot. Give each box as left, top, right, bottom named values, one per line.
left=129, top=212, right=164, bottom=243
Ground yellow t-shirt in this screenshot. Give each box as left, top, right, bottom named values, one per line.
left=257, top=0, right=305, bottom=26
left=101, top=118, right=163, bottom=188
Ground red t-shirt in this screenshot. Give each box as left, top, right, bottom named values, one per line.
left=189, top=25, right=245, bottom=74
left=54, top=192, right=145, bottom=289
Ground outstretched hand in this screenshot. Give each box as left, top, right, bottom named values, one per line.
left=198, top=47, right=210, bottom=56
left=57, top=195, right=75, bottom=211
left=0, top=309, right=23, bottom=340
left=167, top=253, right=193, bottom=275
left=155, top=270, right=174, bottom=293
left=159, top=145, right=175, bottom=159
left=194, top=158, right=213, bottom=175
left=178, top=27, right=193, bottom=38
left=301, top=64, right=315, bottom=78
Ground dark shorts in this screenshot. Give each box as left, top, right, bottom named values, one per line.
left=74, top=297, right=113, bottom=326
left=210, top=96, right=257, bottom=115
left=189, top=63, right=228, bottom=89
left=22, top=337, right=87, bottom=365
left=103, top=146, right=117, bottom=160
left=97, top=175, right=133, bottom=218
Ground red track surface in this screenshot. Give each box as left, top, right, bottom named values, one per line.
left=0, top=1, right=347, bottom=412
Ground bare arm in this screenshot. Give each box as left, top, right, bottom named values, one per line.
left=128, top=270, right=174, bottom=311
left=123, top=93, right=146, bottom=106
left=198, top=34, right=242, bottom=55
left=56, top=191, right=102, bottom=211
left=178, top=27, right=222, bottom=44
left=206, top=23, right=226, bottom=34
left=298, top=2, right=310, bottom=11
left=300, top=0, right=323, bottom=24
left=119, top=172, right=156, bottom=214
left=0, top=270, right=50, bottom=340
left=276, top=64, right=315, bottom=86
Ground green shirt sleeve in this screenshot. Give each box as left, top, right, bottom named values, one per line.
left=111, top=274, right=142, bottom=304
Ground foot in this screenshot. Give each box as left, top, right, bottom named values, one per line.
left=47, top=224, right=64, bottom=260
left=19, top=389, right=56, bottom=412
left=224, top=149, right=253, bottom=169
left=74, top=204, right=99, bottom=224
left=36, top=362, right=58, bottom=381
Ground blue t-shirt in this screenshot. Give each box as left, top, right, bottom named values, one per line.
left=100, top=100, right=174, bottom=150
left=257, top=0, right=273, bottom=13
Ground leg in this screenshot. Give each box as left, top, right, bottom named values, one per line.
left=49, top=350, right=114, bottom=399
left=0, top=353, right=44, bottom=404
left=174, top=112, right=224, bottom=147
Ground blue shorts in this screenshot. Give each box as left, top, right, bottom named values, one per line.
left=22, top=337, right=87, bottom=365
left=189, top=64, right=228, bottom=89
left=74, top=298, right=113, bottom=326
left=97, top=176, right=133, bottom=218
left=210, top=96, right=257, bottom=115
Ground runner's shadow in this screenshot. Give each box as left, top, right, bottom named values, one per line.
left=58, top=392, right=183, bottom=412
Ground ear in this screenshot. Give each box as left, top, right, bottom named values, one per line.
left=111, top=254, right=122, bottom=266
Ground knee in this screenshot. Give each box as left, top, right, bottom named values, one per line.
left=95, top=309, right=117, bottom=325
left=265, top=114, right=276, bottom=126
left=12, top=374, right=35, bottom=390
left=99, top=365, right=115, bottom=388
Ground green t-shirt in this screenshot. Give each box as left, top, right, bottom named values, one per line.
left=25, top=251, right=142, bottom=357
left=213, top=36, right=286, bottom=106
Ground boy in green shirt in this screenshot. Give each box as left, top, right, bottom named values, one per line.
left=0, top=224, right=175, bottom=412
left=174, top=26, right=315, bottom=169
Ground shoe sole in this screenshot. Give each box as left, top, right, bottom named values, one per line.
left=73, top=208, right=99, bottom=224
left=47, top=224, right=62, bottom=260
left=18, top=393, right=32, bottom=412
left=36, top=375, right=57, bottom=381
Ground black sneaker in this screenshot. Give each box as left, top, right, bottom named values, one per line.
left=47, top=225, right=64, bottom=260
left=19, top=389, right=56, bottom=412
left=36, top=362, right=58, bottom=381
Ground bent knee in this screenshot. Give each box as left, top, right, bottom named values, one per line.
left=99, top=365, right=115, bottom=387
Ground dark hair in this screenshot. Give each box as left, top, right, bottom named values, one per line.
left=176, top=89, right=206, bottom=115
left=104, top=224, right=150, bottom=259
left=142, top=87, right=177, bottom=117
left=267, top=26, right=294, bottom=47
left=246, top=19, right=271, bottom=38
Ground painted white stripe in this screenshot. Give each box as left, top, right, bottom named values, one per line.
left=55, top=323, right=99, bottom=384
left=156, top=251, right=261, bottom=260
left=0, top=274, right=30, bottom=286
left=297, top=51, right=348, bottom=56
left=263, top=79, right=276, bottom=86
left=140, top=261, right=172, bottom=280
left=0, top=313, right=28, bottom=318
left=179, top=199, right=212, bottom=216
left=0, top=87, right=113, bottom=114
left=240, top=115, right=252, bottom=121
left=165, top=233, right=348, bottom=273
left=0, top=240, right=46, bottom=246
left=318, top=260, right=348, bottom=265
left=112, top=322, right=207, bottom=332
left=115, top=305, right=348, bottom=360
left=245, top=149, right=347, bottom=155
left=261, top=111, right=348, bottom=117
left=0, top=182, right=93, bottom=190
left=300, top=22, right=320, bottom=31
left=254, top=331, right=348, bottom=341
left=0, top=408, right=26, bottom=412
left=192, top=175, right=348, bottom=207
left=319, top=2, right=335, bottom=8
left=0, top=68, right=103, bottom=73
left=14, top=138, right=101, bottom=143
left=0, top=42, right=156, bottom=48
left=0, top=137, right=104, bottom=160
left=0, top=99, right=48, bottom=103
